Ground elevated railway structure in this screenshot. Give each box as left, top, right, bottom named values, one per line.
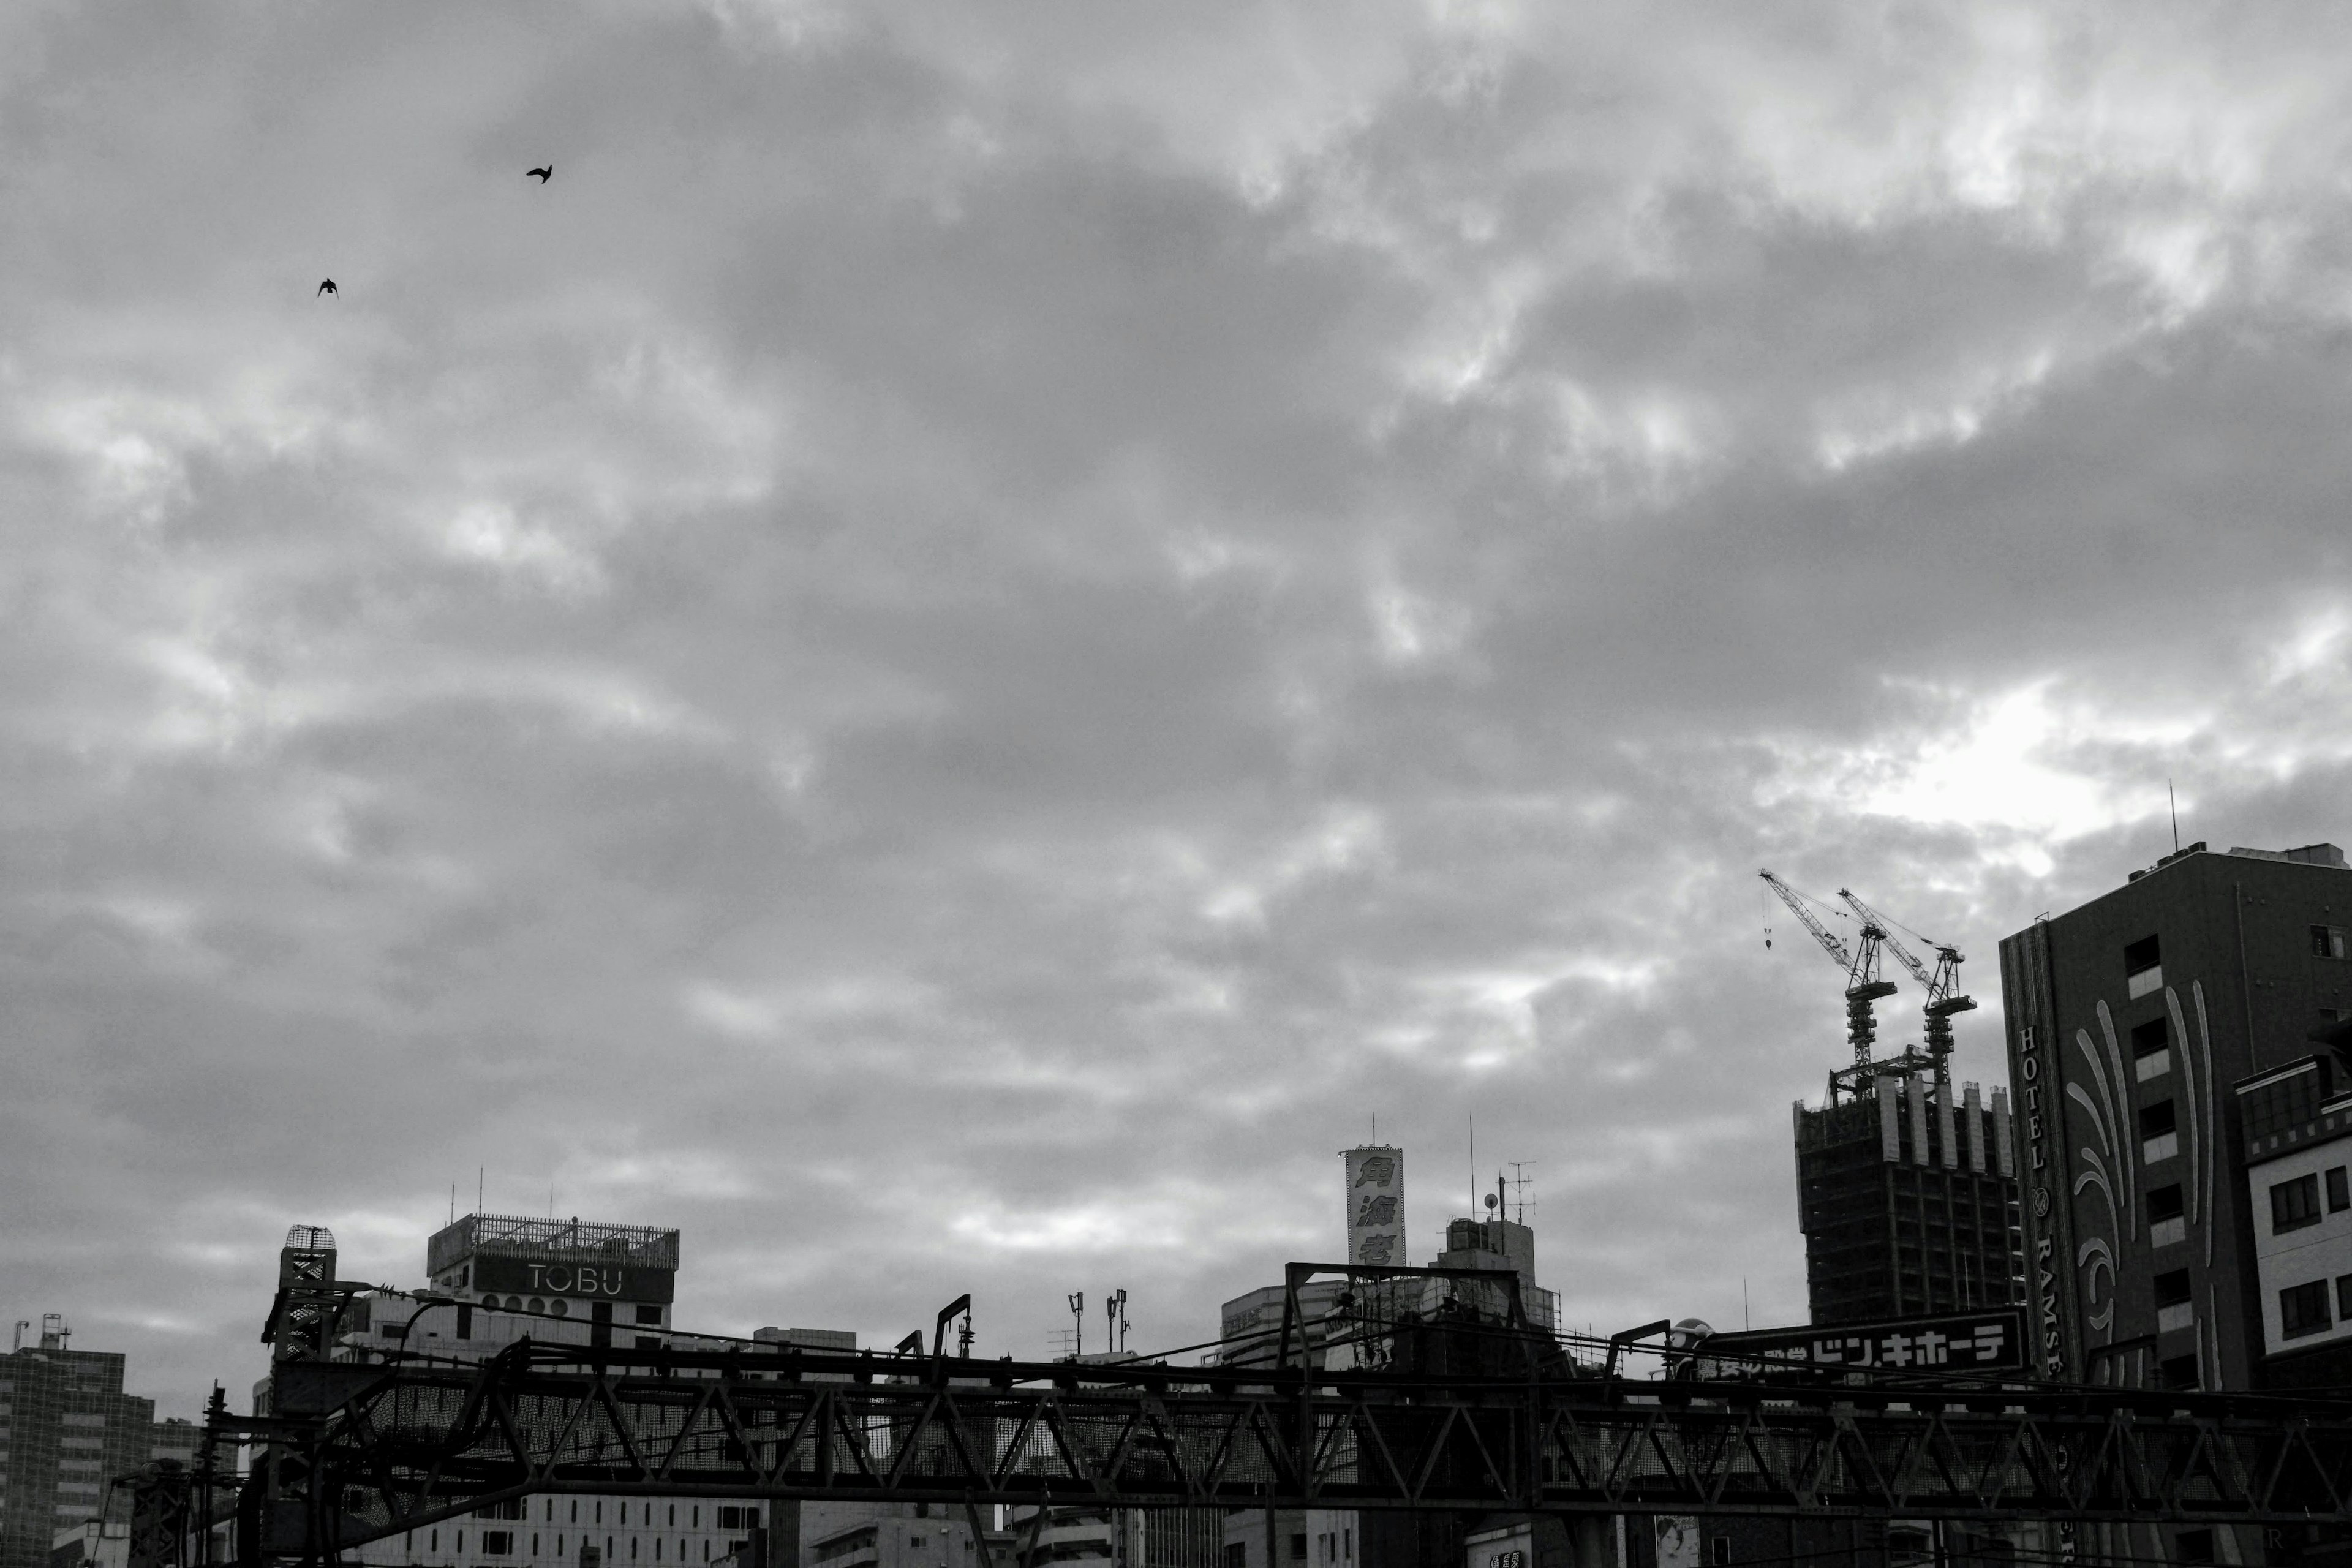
left=118, top=1238, right=2352, bottom=1568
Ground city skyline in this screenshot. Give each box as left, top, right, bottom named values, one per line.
left=9, top=1, right=2352, bottom=1428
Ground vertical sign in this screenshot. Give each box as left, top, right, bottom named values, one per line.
left=1345, top=1145, right=1405, bottom=1266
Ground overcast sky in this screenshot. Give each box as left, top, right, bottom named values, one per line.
left=8, top=0, right=2352, bottom=1418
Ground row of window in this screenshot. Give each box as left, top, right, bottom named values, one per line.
left=414, top=1531, right=754, bottom=1561
left=2269, top=1167, right=2352, bottom=1232
left=475, top=1502, right=761, bottom=1529
left=2278, top=1276, right=2352, bottom=1339
left=2127, top=924, right=2347, bottom=975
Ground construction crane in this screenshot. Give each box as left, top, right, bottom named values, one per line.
left=1758, top=870, right=1897, bottom=1070
left=1839, top=888, right=1976, bottom=1083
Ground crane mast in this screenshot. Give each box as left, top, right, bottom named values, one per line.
left=1760, top=870, right=1898, bottom=1072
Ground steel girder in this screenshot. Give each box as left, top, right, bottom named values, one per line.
left=260, top=1346, right=2352, bottom=1547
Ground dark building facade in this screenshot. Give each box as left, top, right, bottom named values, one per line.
left=2000, top=841, right=2352, bottom=1567
left=0, top=1324, right=161, bottom=1568
left=1793, top=1076, right=2024, bottom=1325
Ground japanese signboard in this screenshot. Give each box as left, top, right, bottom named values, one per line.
left=1344, top=1145, right=1405, bottom=1267
left=1697, top=1306, right=2026, bottom=1374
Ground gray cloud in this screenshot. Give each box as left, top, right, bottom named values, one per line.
left=5, top=0, right=2352, bottom=1415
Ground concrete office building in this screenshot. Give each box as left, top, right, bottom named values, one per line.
left=1218, top=1510, right=1357, bottom=1568
left=1999, top=841, right=2352, bottom=1393
left=1792, top=1076, right=2024, bottom=1325
left=2000, top=842, right=2352, bottom=1567
left=805, top=1509, right=979, bottom=1568
left=0, top=1317, right=189, bottom=1568
left=2232, top=1055, right=2352, bottom=1386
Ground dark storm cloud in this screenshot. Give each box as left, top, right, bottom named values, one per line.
left=5, top=0, right=2352, bottom=1412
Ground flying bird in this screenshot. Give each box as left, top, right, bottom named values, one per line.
left=527, top=165, right=552, bottom=183
left=317, top=279, right=337, bottom=296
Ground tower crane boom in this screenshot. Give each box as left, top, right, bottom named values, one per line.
left=1760, top=870, right=1850, bottom=972
left=1760, top=870, right=1898, bottom=1069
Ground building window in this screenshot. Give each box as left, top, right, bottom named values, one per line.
left=2155, top=1268, right=2192, bottom=1309
left=1709, top=1540, right=1730, bottom=1566
left=2125, top=934, right=2162, bottom=998
left=2159, top=1354, right=2199, bottom=1390
left=2140, top=1100, right=2177, bottom=1163
left=2337, top=1275, right=2352, bottom=1321
left=2282, top=1280, right=2333, bottom=1339
left=1226, top=1548, right=1247, bottom=1568
left=636, top=1305, right=664, bottom=1325
left=2313, top=926, right=2348, bottom=960
left=2333, top=1169, right=2351, bottom=1213
left=2274, top=1173, right=2323, bottom=1232
left=2131, top=1017, right=2171, bottom=1081
left=2148, top=1183, right=2186, bottom=1247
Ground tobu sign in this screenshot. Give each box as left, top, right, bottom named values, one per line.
left=473, top=1257, right=676, bottom=1303
left=1345, top=1145, right=1406, bottom=1267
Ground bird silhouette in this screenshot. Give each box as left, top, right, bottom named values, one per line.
left=317, top=279, right=337, bottom=296
left=527, top=165, right=552, bottom=183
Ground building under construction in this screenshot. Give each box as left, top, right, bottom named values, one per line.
left=1763, top=873, right=2027, bottom=1326
left=1793, top=1076, right=2024, bottom=1323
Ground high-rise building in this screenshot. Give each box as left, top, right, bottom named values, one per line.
left=0, top=1317, right=168, bottom=1568
left=1791, top=1076, right=2024, bottom=1324
left=1997, top=840, right=2352, bottom=1398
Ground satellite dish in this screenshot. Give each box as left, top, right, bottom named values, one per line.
left=1483, top=1193, right=1498, bottom=1212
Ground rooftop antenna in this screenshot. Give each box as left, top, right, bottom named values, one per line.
left=1506, top=1161, right=1536, bottom=1225
left=477, top=1168, right=483, bottom=1216
left=2169, top=780, right=2180, bottom=854
left=448, top=1185, right=456, bottom=1226
left=1066, top=1291, right=1084, bottom=1359
left=1467, top=1111, right=1475, bottom=1218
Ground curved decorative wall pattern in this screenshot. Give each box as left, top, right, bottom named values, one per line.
left=2095, top=1001, right=2138, bottom=1237
left=2078, top=1234, right=2116, bottom=1333
left=2070, top=1028, right=2124, bottom=1345
left=2193, top=981, right=2217, bottom=1273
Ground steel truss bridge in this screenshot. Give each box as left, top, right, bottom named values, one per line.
left=230, top=1341, right=2352, bottom=1548
left=121, top=1246, right=2352, bottom=1568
